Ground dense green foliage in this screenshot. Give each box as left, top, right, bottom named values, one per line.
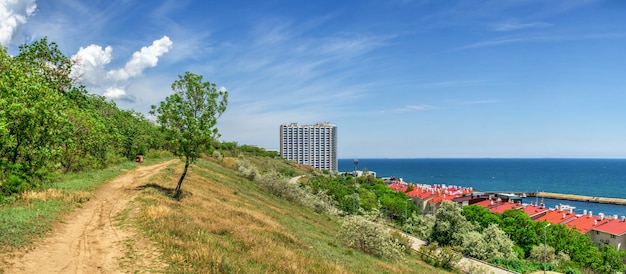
left=0, top=39, right=164, bottom=199
left=304, top=173, right=419, bottom=223
left=459, top=203, right=626, bottom=273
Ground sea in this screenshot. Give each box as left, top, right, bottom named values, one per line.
left=338, top=158, right=626, bottom=217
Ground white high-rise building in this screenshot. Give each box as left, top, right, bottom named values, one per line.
left=279, top=122, right=337, bottom=171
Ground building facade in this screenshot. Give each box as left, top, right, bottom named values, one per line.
left=279, top=122, right=337, bottom=171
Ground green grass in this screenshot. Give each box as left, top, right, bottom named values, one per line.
left=133, top=157, right=450, bottom=273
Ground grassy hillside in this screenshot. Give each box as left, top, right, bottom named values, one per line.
left=0, top=154, right=450, bottom=273
left=130, top=156, right=449, bottom=273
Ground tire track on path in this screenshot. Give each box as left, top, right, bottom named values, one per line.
left=5, top=159, right=177, bottom=274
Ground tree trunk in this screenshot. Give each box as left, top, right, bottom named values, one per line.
left=175, top=157, right=190, bottom=198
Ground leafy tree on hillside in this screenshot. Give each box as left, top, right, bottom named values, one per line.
left=430, top=201, right=476, bottom=247
left=16, top=37, right=74, bottom=93
left=0, top=46, right=72, bottom=194
left=150, top=72, right=228, bottom=197
left=463, top=223, right=517, bottom=260
left=500, top=209, right=540, bottom=256
left=462, top=204, right=502, bottom=231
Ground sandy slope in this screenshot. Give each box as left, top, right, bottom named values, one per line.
left=4, top=160, right=177, bottom=274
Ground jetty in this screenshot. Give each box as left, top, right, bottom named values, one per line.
left=491, top=191, right=626, bottom=206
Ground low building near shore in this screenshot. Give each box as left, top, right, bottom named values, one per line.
left=566, top=211, right=612, bottom=234
left=384, top=181, right=626, bottom=250
left=590, top=215, right=626, bottom=250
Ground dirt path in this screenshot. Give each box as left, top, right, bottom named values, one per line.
left=4, top=160, right=177, bottom=274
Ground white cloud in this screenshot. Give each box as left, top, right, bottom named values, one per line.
left=103, top=87, right=126, bottom=99
left=70, top=36, right=173, bottom=100
left=71, top=44, right=113, bottom=85
left=0, top=0, right=37, bottom=46
left=107, top=36, right=173, bottom=81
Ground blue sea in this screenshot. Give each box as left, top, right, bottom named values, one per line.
left=338, top=158, right=626, bottom=217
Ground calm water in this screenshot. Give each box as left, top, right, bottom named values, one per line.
left=338, top=158, right=626, bottom=216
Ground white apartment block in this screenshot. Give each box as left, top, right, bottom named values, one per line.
left=279, top=122, right=337, bottom=171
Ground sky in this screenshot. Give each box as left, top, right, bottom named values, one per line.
left=1, top=0, right=626, bottom=159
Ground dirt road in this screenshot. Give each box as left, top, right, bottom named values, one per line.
left=4, top=160, right=176, bottom=274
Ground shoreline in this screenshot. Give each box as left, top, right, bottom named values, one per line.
left=523, top=192, right=626, bottom=206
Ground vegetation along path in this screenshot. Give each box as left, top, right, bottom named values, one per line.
left=4, top=160, right=177, bottom=274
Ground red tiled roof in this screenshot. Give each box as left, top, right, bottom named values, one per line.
left=428, top=193, right=463, bottom=204
left=389, top=183, right=407, bottom=191
left=521, top=205, right=550, bottom=220
left=535, top=209, right=577, bottom=224
left=490, top=202, right=520, bottom=214
left=566, top=214, right=612, bottom=234
left=592, top=219, right=626, bottom=236
left=475, top=199, right=497, bottom=208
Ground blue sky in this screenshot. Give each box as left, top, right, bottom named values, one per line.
left=2, top=0, right=626, bottom=158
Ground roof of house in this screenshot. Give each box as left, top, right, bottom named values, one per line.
left=566, top=214, right=612, bottom=234
left=474, top=199, right=498, bottom=208
left=489, top=202, right=520, bottom=214
left=389, top=183, right=407, bottom=192
left=429, top=193, right=462, bottom=204
left=520, top=205, right=550, bottom=220
left=592, top=218, right=626, bottom=236
left=535, top=208, right=577, bottom=224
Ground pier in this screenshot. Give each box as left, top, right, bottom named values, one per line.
left=493, top=191, right=626, bottom=206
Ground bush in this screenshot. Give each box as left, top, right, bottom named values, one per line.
left=337, top=215, right=410, bottom=261
left=418, top=242, right=462, bottom=270
left=249, top=167, right=338, bottom=215
left=211, top=150, right=223, bottom=160
left=236, top=159, right=258, bottom=180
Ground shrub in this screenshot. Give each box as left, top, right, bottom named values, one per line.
left=211, top=150, right=223, bottom=161
left=418, top=242, right=462, bottom=270
left=337, top=215, right=409, bottom=261
left=236, top=159, right=258, bottom=180
left=251, top=169, right=338, bottom=215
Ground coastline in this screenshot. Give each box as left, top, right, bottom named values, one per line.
left=533, top=191, right=626, bottom=206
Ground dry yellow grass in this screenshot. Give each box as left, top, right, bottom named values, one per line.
left=132, top=158, right=450, bottom=273
left=20, top=189, right=92, bottom=204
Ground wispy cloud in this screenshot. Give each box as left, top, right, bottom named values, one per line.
left=492, top=20, right=552, bottom=32
left=456, top=32, right=626, bottom=50
left=414, top=80, right=495, bottom=89
left=453, top=99, right=500, bottom=105
left=397, top=104, right=437, bottom=112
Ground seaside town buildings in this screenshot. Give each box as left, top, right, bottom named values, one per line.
left=279, top=122, right=338, bottom=171
left=386, top=181, right=626, bottom=250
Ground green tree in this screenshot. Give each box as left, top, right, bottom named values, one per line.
left=16, top=37, right=74, bottom=93
left=500, top=209, right=540, bottom=256
left=0, top=45, right=72, bottom=194
left=463, top=223, right=517, bottom=260
left=430, top=201, right=476, bottom=247
left=462, top=204, right=502, bottom=231
left=150, top=72, right=228, bottom=197
left=594, top=244, right=626, bottom=273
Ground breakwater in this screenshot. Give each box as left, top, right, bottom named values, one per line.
left=514, top=192, right=626, bottom=206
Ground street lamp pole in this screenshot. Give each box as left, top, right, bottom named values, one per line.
left=544, top=223, right=551, bottom=274
left=405, top=198, right=412, bottom=223
left=352, top=159, right=358, bottom=213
